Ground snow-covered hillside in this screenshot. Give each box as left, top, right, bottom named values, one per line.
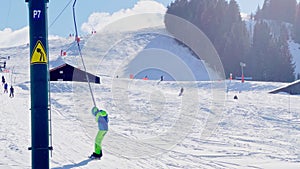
left=81, top=27, right=218, bottom=81
left=0, top=26, right=300, bottom=169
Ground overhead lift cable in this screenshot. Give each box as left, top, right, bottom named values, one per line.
left=49, top=0, right=73, bottom=29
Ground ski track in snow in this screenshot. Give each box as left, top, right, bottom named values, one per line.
left=0, top=29, right=300, bottom=169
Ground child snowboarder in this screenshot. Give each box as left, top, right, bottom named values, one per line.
left=89, top=106, right=109, bottom=159
left=9, top=86, right=14, bottom=98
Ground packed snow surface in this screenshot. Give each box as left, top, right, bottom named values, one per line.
left=0, top=29, right=300, bottom=169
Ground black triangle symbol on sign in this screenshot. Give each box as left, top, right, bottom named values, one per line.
left=31, top=40, right=47, bottom=64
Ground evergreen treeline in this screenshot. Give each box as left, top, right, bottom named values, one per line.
left=247, top=21, right=295, bottom=82
left=256, top=0, right=300, bottom=43
left=165, top=0, right=296, bottom=82
left=256, top=0, right=297, bottom=24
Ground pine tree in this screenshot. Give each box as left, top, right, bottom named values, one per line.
left=294, top=3, right=300, bottom=43
left=222, top=0, right=250, bottom=77
left=254, top=5, right=262, bottom=20
left=248, top=21, right=273, bottom=80
left=277, top=25, right=295, bottom=82
left=212, top=0, right=229, bottom=53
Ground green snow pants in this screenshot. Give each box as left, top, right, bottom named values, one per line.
left=95, top=130, right=107, bottom=154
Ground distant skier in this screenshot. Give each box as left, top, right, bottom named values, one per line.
left=2, top=76, right=5, bottom=85
left=9, top=86, right=14, bottom=98
left=4, top=83, right=8, bottom=93
left=234, top=95, right=238, bottom=100
left=89, top=106, right=109, bottom=159
left=143, top=76, right=148, bottom=80
left=157, top=75, right=164, bottom=85
left=179, top=87, right=184, bottom=96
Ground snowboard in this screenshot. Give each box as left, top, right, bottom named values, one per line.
left=88, top=155, right=101, bottom=160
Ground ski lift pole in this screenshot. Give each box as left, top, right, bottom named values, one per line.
left=72, top=0, right=97, bottom=108
left=25, top=0, right=51, bottom=169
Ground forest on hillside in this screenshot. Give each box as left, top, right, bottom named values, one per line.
left=165, top=0, right=300, bottom=82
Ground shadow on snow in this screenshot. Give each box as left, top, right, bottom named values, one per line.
left=52, top=159, right=93, bottom=169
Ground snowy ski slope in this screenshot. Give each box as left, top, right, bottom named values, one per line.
left=0, top=28, right=300, bottom=169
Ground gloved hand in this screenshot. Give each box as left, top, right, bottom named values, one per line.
left=91, top=106, right=99, bottom=116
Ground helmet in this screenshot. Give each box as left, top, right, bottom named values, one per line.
left=99, top=110, right=107, bottom=116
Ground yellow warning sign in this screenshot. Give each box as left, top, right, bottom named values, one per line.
left=31, top=40, right=47, bottom=64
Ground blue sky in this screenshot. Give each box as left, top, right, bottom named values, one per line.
left=1, top=0, right=265, bottom=37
